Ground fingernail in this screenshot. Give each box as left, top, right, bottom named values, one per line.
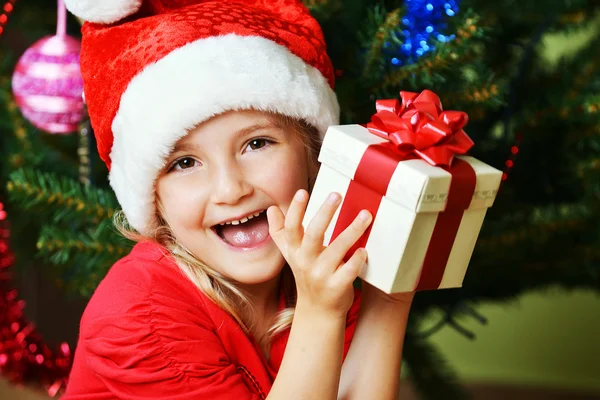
left=358, top=210, right=371, bottom=221
left=295, top=190, right=307, bottom=201
left=327, top=192, right=340, bottom=204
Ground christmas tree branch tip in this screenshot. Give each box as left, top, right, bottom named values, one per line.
left=361, top=6, right=402, bottom=78
left=36, top=222, right=132, bottom=269
left=6, top=168, right=117, bottom=222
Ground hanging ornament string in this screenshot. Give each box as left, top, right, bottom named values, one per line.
left=56, top=0, right=67, bottom=36
left=0, top=0, right=17, bottom=38
left=0, top=200, right=72, bottom=397
left=78, top=113, right=91, bottom=185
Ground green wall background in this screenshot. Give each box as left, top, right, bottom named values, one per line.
left=428, top=290, right=600, bottom=392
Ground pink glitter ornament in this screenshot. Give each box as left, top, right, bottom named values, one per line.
left=11, top=0, right=83, bottom=134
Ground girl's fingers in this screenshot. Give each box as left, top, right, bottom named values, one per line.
left=283, top=189, right=309, bottom=249
left=320, top=210, right=372, bottom=269
left=332, top=247, right=368, bottom=287
left=267, top=205, right=287, bottom=256
left=301, top=192, right=342, bottom=255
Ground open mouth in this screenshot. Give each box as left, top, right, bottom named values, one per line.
left=212, top=209, right=270, bottom=249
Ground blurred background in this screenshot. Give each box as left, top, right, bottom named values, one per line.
left=0, top=0, right=599, bottom=399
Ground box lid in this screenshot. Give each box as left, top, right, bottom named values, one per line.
left=319, top=124, right=502, bottom=212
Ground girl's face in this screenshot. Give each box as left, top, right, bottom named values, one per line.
left=156, top=110, right=314, bottom=286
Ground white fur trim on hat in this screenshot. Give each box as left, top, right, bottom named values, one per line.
left=63, top=0, right=142, bottom=24
left=109, top=34, right=340, bottom=235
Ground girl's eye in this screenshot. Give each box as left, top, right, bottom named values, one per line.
left=246, top=138, right=271, bottom=151
left=172, top=157, right=197, bottom=171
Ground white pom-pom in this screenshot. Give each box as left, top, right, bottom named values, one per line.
left=63, top=0, right=143, bottom=24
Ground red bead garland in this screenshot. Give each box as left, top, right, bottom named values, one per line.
left=0, top=200, right=72, bottom=396
left=0, top=0, right=16, bottom=37
left=501, top=131, right=523, bottom=183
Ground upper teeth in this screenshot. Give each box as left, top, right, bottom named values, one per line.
left=220, top=210, right=264, bottom=226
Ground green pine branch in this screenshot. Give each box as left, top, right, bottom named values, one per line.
left=478, top=201, right=592, bottom=240
left=0, top=50, right=15, bottom=73
left=37, top=220, right=130, bottom=264
left=515, top=27, right=600, bottom=123
left=37, top=219, right=133, bottom=296
left=358, top=5, right=403, bottom=78
left=566, top=122, right=600, bottom=145
left=583, top=95, right=600, bottom=115
left=477, top=216, right=587, bottom=251
left=518, top=93, right=600, bottom=129
left=441, top=76, right=506, bottom=114
left=464, top=0, right=596, bottom=24
left=576, top=156, right=600, bottom=178
left=6, top=168, right=118, bottom=225
left=552, top=9, right=599, bottom=33
left=0, top=81, right=35, bottom=165
left=303, top=0, right=342, bottom=20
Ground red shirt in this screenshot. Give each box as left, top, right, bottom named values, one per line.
left=63, top=241, right=361, bottom=399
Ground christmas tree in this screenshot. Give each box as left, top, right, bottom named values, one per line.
left=1, top=0, right=599, bottom=398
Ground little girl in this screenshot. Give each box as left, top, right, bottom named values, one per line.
left=62, top=0, right=414, bottom=398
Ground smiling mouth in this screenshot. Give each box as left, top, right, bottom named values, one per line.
left=212, top=209, right=270, bottom=249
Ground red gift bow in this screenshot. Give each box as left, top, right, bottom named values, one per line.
left=366, top=90, right=474, bottom=167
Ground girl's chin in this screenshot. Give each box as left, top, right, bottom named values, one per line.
left=223, top=256, right=286, bottom=286
left=225, top=275, right=279, bottom=289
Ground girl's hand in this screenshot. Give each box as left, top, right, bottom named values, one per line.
left=267, top=189, right=372, bottom=318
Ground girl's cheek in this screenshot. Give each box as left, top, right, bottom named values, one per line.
left=160, top=178, right=201, bottom=218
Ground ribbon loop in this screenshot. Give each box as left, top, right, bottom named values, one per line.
left=367, top=89, right=474, bottom=167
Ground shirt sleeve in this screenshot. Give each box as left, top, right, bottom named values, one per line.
left=79, top=259, right=262, bottom=400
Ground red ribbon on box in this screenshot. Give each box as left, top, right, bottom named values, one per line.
left=329, top=90, right=477, bottom=291
left=367, top=90, right=474, bottom=167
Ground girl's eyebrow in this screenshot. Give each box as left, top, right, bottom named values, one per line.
left=171, top=141, right=200, bottom=154
left=171, top=123, right=275, bottom=154
left=233, top=123, right=275, bottom=140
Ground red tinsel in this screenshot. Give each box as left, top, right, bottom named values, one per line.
left=0, top=200, right=72, bottom=396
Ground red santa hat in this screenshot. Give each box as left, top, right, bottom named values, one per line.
left=64, top=0, right=340, bottom=235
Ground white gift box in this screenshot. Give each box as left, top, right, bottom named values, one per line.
left=303, top=124, right=502, bottom=293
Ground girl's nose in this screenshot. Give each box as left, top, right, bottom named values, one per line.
left=210, top=164, right=254, bottom=205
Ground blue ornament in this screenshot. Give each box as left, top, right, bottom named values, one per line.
left=386, top=0, right=460, bottom=66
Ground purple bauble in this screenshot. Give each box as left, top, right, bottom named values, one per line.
left=12, top=34, right=84, bottom=134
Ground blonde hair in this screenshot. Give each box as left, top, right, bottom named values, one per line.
left=115, top=112, right=321, bottom=355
